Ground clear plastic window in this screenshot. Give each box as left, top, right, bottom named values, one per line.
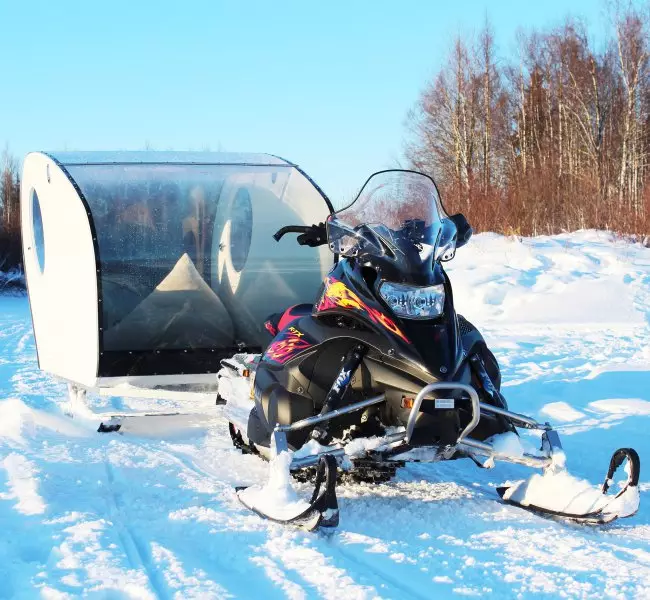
left=67, top=164, right=331, bottom=352
left=32, top=190, right=45, bottom=273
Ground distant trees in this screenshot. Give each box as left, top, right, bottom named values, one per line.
left=0, top=149, right=22, bottom=273
left=406, top=5, right=650, bottom=235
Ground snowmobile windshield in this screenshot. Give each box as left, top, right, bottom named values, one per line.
left=326, top=170, right=448, bottom=263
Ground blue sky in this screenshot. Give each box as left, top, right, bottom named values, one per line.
left=0, top=0, right=618, bottom=204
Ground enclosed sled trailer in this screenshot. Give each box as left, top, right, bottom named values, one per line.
left=21, top=151, right=333, bottom=394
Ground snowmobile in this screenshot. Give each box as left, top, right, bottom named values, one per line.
left=219, top=169, right=641, bottom=531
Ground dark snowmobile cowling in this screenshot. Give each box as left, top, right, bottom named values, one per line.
left=221, top=169, right=641, bottom=531
left=21, top=151, right=334, bottom=389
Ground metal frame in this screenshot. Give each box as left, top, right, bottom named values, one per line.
left=458, top=438, right=552, bottom=469
left=275, top=394, right=386, bottom=434
left=405, top=382, right=479, bottom=444
left=273, top=381, right=563, bottom=473
left=271, top=394, right=386, bottom=457
left=66, top=377, right=222, bottom=435
left=479, top=402, right=550, bottom=430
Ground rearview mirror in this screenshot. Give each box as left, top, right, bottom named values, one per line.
left=449, top=213, right=472, bottom=248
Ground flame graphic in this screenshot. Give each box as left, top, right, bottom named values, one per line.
left=316, top=277, right=410, bottom=344
left=264, top=327, right=313, bottom=364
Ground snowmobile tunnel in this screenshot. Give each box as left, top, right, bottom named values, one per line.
left=21, top=151, right=333, bottom=387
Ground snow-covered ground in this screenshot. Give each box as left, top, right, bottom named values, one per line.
left=1, top=231, right=649, bottom=599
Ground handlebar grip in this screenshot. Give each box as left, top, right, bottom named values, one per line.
left=273, top=225, right=311, bottom=242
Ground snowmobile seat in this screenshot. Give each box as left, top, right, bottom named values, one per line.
left=264, top=304, right=314, bottom=337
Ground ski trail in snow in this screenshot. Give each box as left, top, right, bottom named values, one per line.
left=249, top=554, right=309, bottom=600
left=150, top=441, right=392, bottom=598
left=151, top=543, right=232, bottom=599
left=102, top=458, right=170, bottom=599
left=325, top=537, right=429, bottom=600
left=47, top=516, right=158, bottom=598
left=127, top=438, right=413, bottom=598
left=261, top=535, right=383, bottom=600
left=97, top=436, right=293, bottom=598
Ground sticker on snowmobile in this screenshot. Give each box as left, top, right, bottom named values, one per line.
left=435, top=398, right=455, bottom=409
left=332, top=368, right=351, bottom=393
left=316, top=277, right=410, bottom=343
left=263, top=326, right=313, bottom=364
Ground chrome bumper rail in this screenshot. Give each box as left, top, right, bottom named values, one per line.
left=273, top=394, right=386, bottom=462
left=276, top=394, right=386, bottom=433
left=405, top=382, right=480, bottom=444
left=479, top=402, right=551, bottom=430
left=458, top=437, right=553, bottom=469
left=291, top=447, right=347, bottom=469
left=279, top=381, right=559, bottom=472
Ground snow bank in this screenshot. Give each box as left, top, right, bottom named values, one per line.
left=449, top=231, right=649, bottom=327
left=540, top=402, right=586, bottom=422
left=0, top=397, right=88, bottom=444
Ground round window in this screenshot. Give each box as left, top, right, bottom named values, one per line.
left=32, top=190, right=45, bottom=273
left=229, top=188, right=253, bottom=272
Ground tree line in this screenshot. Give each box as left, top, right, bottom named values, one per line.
left=405, top=4, right=650, bottom=236
left=0, top=150, right=21, bottom=273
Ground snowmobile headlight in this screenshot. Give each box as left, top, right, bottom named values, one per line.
left=379, top=282, right=445, bottom=319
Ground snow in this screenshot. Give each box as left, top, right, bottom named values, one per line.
left=0, top=453, right=46, bottom=515
left=220, top=364, right=256, bottom=433
left=344, top=434, right=401, bottom=459
left=589, top=398, right=650, bottom=416
left=489, top=431, right=525, bottom=458
left=237, top=451, right=312, bottom=522
left=540, top=401, right=586, bottom=422
left=0, top=231, right=649, bottom=597
left=503, top=467, right=638, bottom=519
left=293, top=439, right=335, bottom=460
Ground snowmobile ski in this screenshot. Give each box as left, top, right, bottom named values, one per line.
left=497, top=448, right=640, bottom=524
left=236, top=454, right=339, bottom=532
left=98, top=413, right=185, bottom=433
left=97, top=412, right=214, bottom=435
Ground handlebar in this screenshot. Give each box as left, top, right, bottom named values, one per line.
left=273, top=225, right=312, bottom=242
